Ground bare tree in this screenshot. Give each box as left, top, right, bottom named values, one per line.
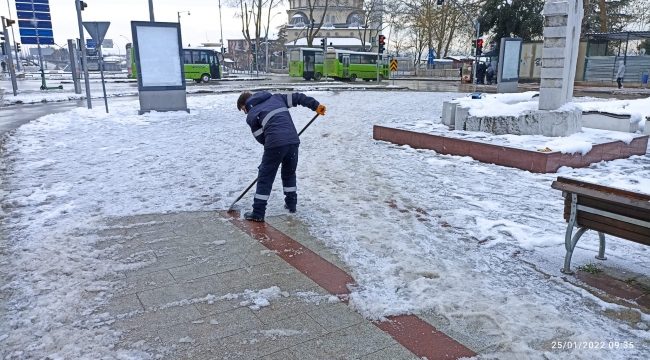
left=304, top=0, right=330, bottom=47
left=355, top=0, right=383, bottom=50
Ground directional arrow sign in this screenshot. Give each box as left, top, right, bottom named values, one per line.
left=390, top=59, right=398, bottom=72
left=83, top=21, right=111, bottom=46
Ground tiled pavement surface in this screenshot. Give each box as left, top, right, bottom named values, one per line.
left=95, top=211, right=422, bottom=359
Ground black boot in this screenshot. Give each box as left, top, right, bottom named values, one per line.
left=284, top=204, right=296, bottom=213
left=244, top=211, right=264, bottom=222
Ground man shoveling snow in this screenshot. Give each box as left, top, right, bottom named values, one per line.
left=237, top=91, right=326, bottom=222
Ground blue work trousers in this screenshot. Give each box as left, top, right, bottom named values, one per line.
left=252, top=144, right=299, bottom=217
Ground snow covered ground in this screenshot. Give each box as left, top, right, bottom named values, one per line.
left=1, top=91, right=649, bottom=359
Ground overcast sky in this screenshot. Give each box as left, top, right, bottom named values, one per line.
left=4, top=0, right=290, bottom=55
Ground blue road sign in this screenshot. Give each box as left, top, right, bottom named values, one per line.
left=20, top=37, right=55, bottom=45
left=427, top=49, right=435, bottom=65
left=16, top=0, right=55, bottom=46
left=86, top=39, right=97, bottom=48
left=18, top=20, right=52, bottom=29
left=19, top=28, right=53, bottom=37
left=17, top=11, right=51, bottom=20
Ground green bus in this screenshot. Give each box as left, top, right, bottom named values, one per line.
left=129, top=46, right=222, bottom=83
left=289, top=47, right=389, bottom=82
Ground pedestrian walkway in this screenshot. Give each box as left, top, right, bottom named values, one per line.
left=93, top=211, right=476, bottom=359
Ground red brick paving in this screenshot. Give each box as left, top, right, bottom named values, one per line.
left=219, top=210, right=477, bottom=359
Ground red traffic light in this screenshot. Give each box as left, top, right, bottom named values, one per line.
left=477, top=39, right=483, bottom=47
left=378, top=35, right=385, bottom=43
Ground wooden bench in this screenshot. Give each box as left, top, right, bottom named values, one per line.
left=551, top=177, right=650, bottom=274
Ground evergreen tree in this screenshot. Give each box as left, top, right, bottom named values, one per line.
left=478, top=0, right=544, bottom=48
left=582, top=0, right=636, bottom=35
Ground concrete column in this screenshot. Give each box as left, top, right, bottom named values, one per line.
left=538, top=0, right=583, bottom=111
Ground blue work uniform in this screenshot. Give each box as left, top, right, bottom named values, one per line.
left=245, top=92, right=320, bottom=217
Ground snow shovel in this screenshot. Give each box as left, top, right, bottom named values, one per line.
left=228, top=113, right=321, bottom=212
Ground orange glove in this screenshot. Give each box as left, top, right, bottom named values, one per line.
left=316, top=105, right=326, bottom=116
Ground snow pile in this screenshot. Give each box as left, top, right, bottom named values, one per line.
left=578, top=96, right=650, bottom=129
left=455, top=91, right=542, bottom=117
left=1, top=92, right=648, bottom=359
left=239, top=286, right=290, bottom=310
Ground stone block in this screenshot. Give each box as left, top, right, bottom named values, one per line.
left=545, top=14, right=568, bottom=27
left=464, top=108, right=581, bottom=137
left=540, top=78, right=563, bottom=88
left=540, top=67, right=566, bottom=79
left=541, top=47, right=566, bottom=59
left=538, top=88, right=565, bottom=111
left=543, top=26, right=568, bottom=38
left=582, top=113, right=637, bottom=133
left=544, top=1, right=569, bottom=15
left=542, top=58, right=566, bottom=68
left=644, top=120, right=650, bottom=135
left=441, top=101, right=458, bottom=127
left=454, top=106, right=470, bottom=131
left=544, top=37, right=567, bottom=48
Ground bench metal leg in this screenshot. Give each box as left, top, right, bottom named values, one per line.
left=595, top=231, right=607, bottom=260
left=561, top=193, right=583, bottom=275
left=562, top=227, right=588, bottom=275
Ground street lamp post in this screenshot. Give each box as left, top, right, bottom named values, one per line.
left=178, top=11, right=190, bottom=23
left=218, top=0, right=225, bottom=54
left=264, top=12, right=282, bottom=73
left=149, top=0, right=155, bottom=22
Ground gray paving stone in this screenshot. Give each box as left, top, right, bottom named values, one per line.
left=99, top=294, right=144, bottom=317
left=289, top=322, right=397, bottom=360
left=417, top=311, right=494, bottom=353
left=260, top=348, right=299, bottom=360
left=253, top=286, right=334, bottom=325
left=217, top=261, right=299, bottom=289
left=137, top=274, right=230, bottom=310
left=125, top=250, right=198, bottom=278
left=168, top=254, right=248, bottom=282
left=157, top=307, right=264, bottom=345
left=116, top=269, right=176, bottom=296
left=113, top=304, right=203, bottom=331
left=214, top=313, right=327, bottom=359
left=306, top=302, right=365, bottom=332
left=360, top=344, right=419, bottom=360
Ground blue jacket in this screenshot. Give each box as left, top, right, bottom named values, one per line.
left=245, top=92, right=320, bottom=149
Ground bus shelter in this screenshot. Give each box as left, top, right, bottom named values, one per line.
left=583, top=31, right=650, bottom=84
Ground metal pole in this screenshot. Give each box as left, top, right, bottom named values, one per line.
left=218, top=0, right=225, bottom=54
left=75, top=0, right=92, bottom=109
left=6, top=0, right=20, bottom=71
left=68, top=39, right=81, bottom=94
left=149, top=0, right=155, bottom=22
left=1, top=17, right=17, bottom=96
left=266, top=36, right=269, bottom=73
left=98, top=45, right=109, bottom=113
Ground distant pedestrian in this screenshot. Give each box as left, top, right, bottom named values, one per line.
left=1, top=60, right=6, bottom=73
left=616, top=60, right=625, bottom=89
left=477, top=62, right=487, bottom=84
left=459, top=65, right=462, bottom=80
left=486, top=63, right=495, bottom=85
left=237, top=91, right=326, bottom=222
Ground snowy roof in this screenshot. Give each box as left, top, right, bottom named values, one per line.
left=444, top=55, right=473, bottom=61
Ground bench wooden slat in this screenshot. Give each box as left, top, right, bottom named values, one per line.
left=564, top=196, right=650, bottom=222
left=552, top=181, right=650, bottom=211
left=555, top=177, right=650, bottom=202
left=563, top=208, right=650, bottom=237
left=569, top=217, right=650, bottom=247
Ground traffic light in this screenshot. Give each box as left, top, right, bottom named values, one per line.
left=80, top=1, right=88, bottom=10
left=476, top=38, right=484, bottom=56
left=252, top=43, right=256, bottom=54
left=1, top=31, right=4, bottom=42
left=436, top=0, right=444, bottom=5
left=15, top=43, right=20, bottom=52
left=378, top=35, right=385, bottom=54
left=320, top=37, right=326, bottom=50
left=1, top=42, right=5, bottom=56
